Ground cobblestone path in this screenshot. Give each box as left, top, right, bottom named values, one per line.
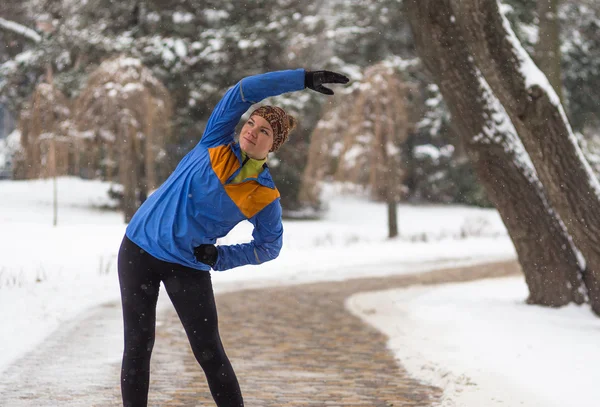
left=0, top=260, right=519, bottom=406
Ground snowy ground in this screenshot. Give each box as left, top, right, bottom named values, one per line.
left=347, top=278, right=600, bottom=407
left=1, top=177, right=596, bottom=406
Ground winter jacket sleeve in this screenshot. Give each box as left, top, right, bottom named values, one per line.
left=212, top=199, right=283, bottom=271
left=199, top=69, right=306, bottom=148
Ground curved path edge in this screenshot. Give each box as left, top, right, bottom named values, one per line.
left=0, top=259, right=520, bottom=406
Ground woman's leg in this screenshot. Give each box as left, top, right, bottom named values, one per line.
left=162, top=268, right=244, bottom=407
left=118, top=236, right=161, bottom=407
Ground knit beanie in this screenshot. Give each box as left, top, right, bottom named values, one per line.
left=249, top=106, right=297, bottom=152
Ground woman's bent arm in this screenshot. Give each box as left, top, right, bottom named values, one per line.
left=199, top=69, right=305, bottom=148
left=212, top=200, right=283, bottom=271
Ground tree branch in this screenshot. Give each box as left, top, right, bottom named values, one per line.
left=0, top=17, right=41, bottom=43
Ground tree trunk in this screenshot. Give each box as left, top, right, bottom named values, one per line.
left=536, top=0, right=563, bottom=102
left=387, top=198, right=398, bottom=239
left=144, top=102, right=156, bottom=192
left=405, top=0, right=585, bottom=307
left=121, top=125, right=139, bottom=223
left=138, top=138, right=148, bottom=206
left=451, top=0, right=600, bottom=314
left=383, top=138, right=399, bottom=239
left=53, top=173, right=58, bottom=227
left=50, top=136, right=58, bottom=227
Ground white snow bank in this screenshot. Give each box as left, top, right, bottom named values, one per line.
left=347, top=277, right=599, bottom=407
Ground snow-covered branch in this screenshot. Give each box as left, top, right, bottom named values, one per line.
left=0, top=17, right=41, bottom=43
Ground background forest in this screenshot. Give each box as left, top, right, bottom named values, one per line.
left=0, top=0, right=584, bottom=213
left=4, top=0, right=597, bottom=220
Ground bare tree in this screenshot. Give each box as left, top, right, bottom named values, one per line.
left=15, top=81, right=73, bottom=225
left=17, top=83, right=72, bottom=180
left=299, top=97, right=346, bottom=208
left=301, top=62, right=419, bottom=238
left=74, top=55, right=173, bottom=222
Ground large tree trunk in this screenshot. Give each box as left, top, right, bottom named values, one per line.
left=405, top=0, right=585, bottom=306
left=536, top=0, right=563, bottom=102
left=451, top=0, right=600, bottom=314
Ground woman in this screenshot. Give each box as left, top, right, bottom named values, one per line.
left=117, top=68, right=349, bottom=407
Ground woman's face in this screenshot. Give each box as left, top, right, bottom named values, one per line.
left=239, top=115, right=274, bottom=160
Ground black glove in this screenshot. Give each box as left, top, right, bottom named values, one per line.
left=194, top=244, right=218, bottom=267
left=305, top=70, right=349, bottom=95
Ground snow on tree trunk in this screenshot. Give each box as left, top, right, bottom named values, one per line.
left=450, top=0, right=600, bottom=314
left=405, top=0, right=585, bottom=307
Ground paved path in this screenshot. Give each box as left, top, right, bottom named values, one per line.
left=0, top=260, right=519, bottom=406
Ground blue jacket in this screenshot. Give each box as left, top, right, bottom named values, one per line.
left=126, top=69, right=306, bottom=271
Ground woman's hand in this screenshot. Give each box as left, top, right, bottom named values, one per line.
left=305, top=70, right=349, bottom=95
left=194, top=244, right=218, bottom=267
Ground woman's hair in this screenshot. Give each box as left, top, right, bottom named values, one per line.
left=249, top=105, right=297, bottom=152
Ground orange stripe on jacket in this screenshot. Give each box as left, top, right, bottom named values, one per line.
left=208, top=144, right=240, bottom=183
left=224, top=182, right=280, bottom=218
left=209, top=145, right=281, bottom=218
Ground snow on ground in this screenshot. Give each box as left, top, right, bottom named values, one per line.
left=347, top=278, right=600, bottom=407
left=0, top=177, right=512, bottom=374
left=8, top=176, right=592, bottom=406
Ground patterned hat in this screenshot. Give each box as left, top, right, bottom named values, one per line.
left=250, top=105, right=297, bottom=152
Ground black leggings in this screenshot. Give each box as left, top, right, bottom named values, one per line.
left=118, top=236, right=243, bottom=407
